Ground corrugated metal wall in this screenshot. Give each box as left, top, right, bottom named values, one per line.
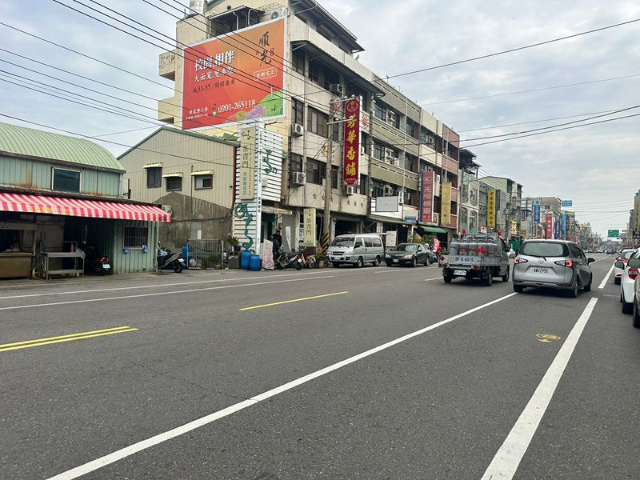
left=120, top=129, right=236, bottom=209
left=0, top=156, right=121, bottom=197
left=111, top=220, right=157, bottom=274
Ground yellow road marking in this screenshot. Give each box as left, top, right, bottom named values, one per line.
left=0, top=326, right=138, bottom=352
left=240, top=291, right=349, bottom=311
left=536, top=334, right=561, bottom=343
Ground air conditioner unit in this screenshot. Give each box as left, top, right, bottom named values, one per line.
left=389, top=156, right=399, bottom=167
left=386, top=111, right=396, bottom=124
left=383, top=185, right=394, bottom=196
left=344, top=185, right=355, bottom=196
left=361, top=145, right=366, bottom=155
left=292, top=123, right=304, bottom=137
left=329, top=84, right=344, bottom=96
left=269, top=7, right=287, bottom=19
left=292, top=172, right=305, bottom=186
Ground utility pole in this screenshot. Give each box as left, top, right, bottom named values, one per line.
left=321, top=118, right=333, bottom=254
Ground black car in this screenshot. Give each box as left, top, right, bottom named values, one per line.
left=385, top=243, right=432, bottom=267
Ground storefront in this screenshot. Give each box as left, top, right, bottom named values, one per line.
left=0, top=191, right=170, bottom=279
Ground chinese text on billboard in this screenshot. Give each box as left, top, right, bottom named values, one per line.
left=420, top=171, right=435, bottom=223
left=343, top=98, right=361, bottom=185
left=487, top=190, right=496, bottom=228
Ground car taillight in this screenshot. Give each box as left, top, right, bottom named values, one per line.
left=554, top=260, right=573, bottom=267
left=629, top=267, right=639, bottom=280
left=621, top=258, right=628, bottom=263
left=514, top=257, right=528, bottom=264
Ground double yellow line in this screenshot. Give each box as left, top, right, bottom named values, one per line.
left=0, top=326, right=138, bottom=353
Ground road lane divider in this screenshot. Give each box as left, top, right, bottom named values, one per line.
left=0, top=276, right=334, bottom=312
left=240, top=291, right=349, bottom=311
left=481, top=297, right=599, bottom=480
left=47, top=292, right=517, bottom=480
left=598, top=263, right=615, bottom=289
left=0, top=326, right=138, bottom=353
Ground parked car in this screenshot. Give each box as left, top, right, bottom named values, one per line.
left=614, top=248, right=636, bottom=284
left=327, top=234, right=384, bottom=268
left=385, top=243, right=431, bottom=267
left=512, top=240, right=594, bottom=297
left=620, top=250, right=640, bottom=314
left=508, top=248, right=517, bottom=259
left=632, top=260, right=640, bottom=328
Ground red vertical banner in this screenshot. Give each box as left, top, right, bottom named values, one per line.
left=545, top=212, right=554, bottom=239
left=420, top=171, right=435, bottom=223
left=343, top=98, right=361, bottom=186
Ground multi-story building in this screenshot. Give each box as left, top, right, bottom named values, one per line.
left=153, top=0, right=460, bottom=249
left=458, top=149, right=480, bottom=235
left=478, top=176, right=523, bottom=239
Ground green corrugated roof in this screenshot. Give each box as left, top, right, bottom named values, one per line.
left=0, top=122, right=124, bottom=171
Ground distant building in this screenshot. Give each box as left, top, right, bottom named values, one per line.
left=478, top=176, right=523, bottom=239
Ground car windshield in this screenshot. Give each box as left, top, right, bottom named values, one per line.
left=395, top=244, right=418, bottom=252
left=330, top=237, right=354, bottom=248
left=521, top=242, right=569, bottom=257
left=621, top=250, right=635, bottom=260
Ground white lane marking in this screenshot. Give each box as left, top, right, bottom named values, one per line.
left=0, top=277, right=333, bottom=311
left=481, top=297, right=598, bottom=480
left=47, top=292, right=518, bottom=480
left=598, top=263, right=615, bottom=289
left=0, top=271, right=337, bottom=301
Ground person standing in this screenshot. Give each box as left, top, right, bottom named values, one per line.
left=272, top=229, right=282, bottom=257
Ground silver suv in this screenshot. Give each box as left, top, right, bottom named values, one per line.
left=512, top=240, right=594, bottom=297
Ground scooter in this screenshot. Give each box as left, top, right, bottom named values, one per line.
left=80, top=243, right=111, bottom=275
left=157, top=247, right=186, bottom=273
left=275, top=248, right=302, bottom=270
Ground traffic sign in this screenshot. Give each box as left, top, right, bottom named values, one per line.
left=608, top=229, right=620, bottom=238
left=561, top=200, right=573, bottom=207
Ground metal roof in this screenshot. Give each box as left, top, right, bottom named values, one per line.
left=0, top=122, right=124, bottom=171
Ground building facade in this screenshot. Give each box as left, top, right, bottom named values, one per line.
left=0, top=122, right=170, bottom=278
left=154, top=0, right=460, bottom=249
left=458, top=149, right=480, bottom=235
left=479, top=176, right=523, bottom=239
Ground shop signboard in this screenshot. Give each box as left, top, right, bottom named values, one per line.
left=561, top=213, right=568, bottom=240
left=510, top=220, right=517, bottom=235
left=487, top=189, right=496, bottom=228
left=561, top=199, right=573, bottom=207
left=545, top=212, right=554, bottom=239
left=554, top=214, right=561, bottom=239
left=419, top=171, right=435, bottom=223
left=441, top=182, right=452, bottom=225
left=533, top=204, right=541, bottom=223
left=239, top=126, right=256, bottom=200
left=181, top=19, right=285, bottom=130
left=342, top=97, right=361, bottom=185
left=303, top=208, right=316, bottom=246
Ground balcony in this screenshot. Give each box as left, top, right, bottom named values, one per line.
left=370, top=158, right=418, bottom=191
left=158, top=97, right=179, bottom=123
left=159, top=50, right=176, bottom=81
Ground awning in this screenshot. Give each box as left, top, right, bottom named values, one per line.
left=191, top=170, right=213, bottom=176
left=262, top=205, right=293, bottom=216
left=0, top=193, right=171, bottom=223
left=420, top=226, right=447, bottom=234
left=162, top=172, right=183, bottom=178
left=369, top=215, right=405, bottom=225
left=142, top=162, right=162, bottom=169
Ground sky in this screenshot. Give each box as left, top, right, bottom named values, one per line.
left=1, top=0, right=639, bottom=237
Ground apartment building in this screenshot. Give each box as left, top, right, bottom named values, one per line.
left=458, top=149, right=480, bottom=235
left=479, top=176, right=523, bottom=239
left=154, top=0, right=460, bottom=249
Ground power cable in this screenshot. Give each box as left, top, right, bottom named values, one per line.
left=384, top=16, right=640, bottom=80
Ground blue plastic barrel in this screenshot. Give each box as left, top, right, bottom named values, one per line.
left=181, top=245, right=189, bottom=265
left=249, top=254, right=261, bottom=271
left=240, top=250, right=251, bottom=270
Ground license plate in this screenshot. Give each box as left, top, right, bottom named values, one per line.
left=102, top=264, right=111, bottom=269
left=532, top=268, right=548, bottom=273
left=454, top=270, right=467, bottom=276
left=393, top=259, right=399, bottom=263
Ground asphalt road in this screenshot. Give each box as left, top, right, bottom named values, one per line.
left=1, top=255, right=638, bottom=479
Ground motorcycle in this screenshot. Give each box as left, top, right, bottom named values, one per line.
left=275, top=248, right=302, bottom=270
left=80, top=243, right=111, bottom=275
left=157, top=247, right=186, bottom=273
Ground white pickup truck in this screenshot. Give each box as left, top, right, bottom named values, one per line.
left=440, top=234, right=511, bottom=286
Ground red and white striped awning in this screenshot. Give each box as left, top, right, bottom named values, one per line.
left=0, top=193, right=171, bottom=223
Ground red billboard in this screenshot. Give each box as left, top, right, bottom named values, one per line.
left=181, top=19, right=285, bottom=130
left=420, top=171, right=435, bottom=223
left=343, top=97, right=361, bottom=185
left=545, top=212, right=554, bottom=239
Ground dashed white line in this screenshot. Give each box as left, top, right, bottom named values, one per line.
left=47, top=292, right=518, bottom=480
left=598, top=263, right=615, bottom=289
left=481, top=297, right=599, bottom=480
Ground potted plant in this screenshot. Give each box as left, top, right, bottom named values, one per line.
left=207, top=254, right=221, bottom=269
left=225, top=235, right=241, bottom=253
left=316, top=254, right=327, bottom=268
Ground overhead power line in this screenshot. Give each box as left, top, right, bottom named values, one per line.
left=385, top=16, right=640, bottom=80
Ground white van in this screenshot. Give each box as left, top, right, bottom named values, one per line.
left=327, top=234, right=385, bottom=268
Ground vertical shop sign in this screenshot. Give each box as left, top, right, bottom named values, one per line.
left=487, top=189, right=496, bottom=228
left=545, top=212, right=554, bottom=239
left=419, top=171, right=435, bottom=223
left=239, top=126, right=256, bottom=200
left=303, top=208, right=316, bottom=246
left=343, top=97, right=361, bottom=185
left=441, top=182, right=452, bottom=226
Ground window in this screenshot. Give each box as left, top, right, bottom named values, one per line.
left=292, top=48, right=305, bottom=74
left=331, top=165, right=339, bottom=188
left=307, top=108, right=329, bottom=137
left=374, top=101, right=385, bottom=120
left=292, top=98, right=304, bottom=125
left=306, top=159, right=325, bottom=185
left=146, top=167, right=162, bottom=188
left=289, top=153, right=303, bottom=183
left=190, top=222, right=202, bottom=240
left=194, top=174, right=213, bottom=189
left=359, top=174, right=369, bottom=195
left=373, top=142, right=384, bottom=160
left=521, top=242, right=569, bottom=257
left=123, top=226, right=148, bottom=248
left=52, top=168, right=80, bottom=193
left=166, top=176, right=182, bottom=191
left=372, top=236, right=382, bottom=247
left=364, top=237, right=373, bottom=247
